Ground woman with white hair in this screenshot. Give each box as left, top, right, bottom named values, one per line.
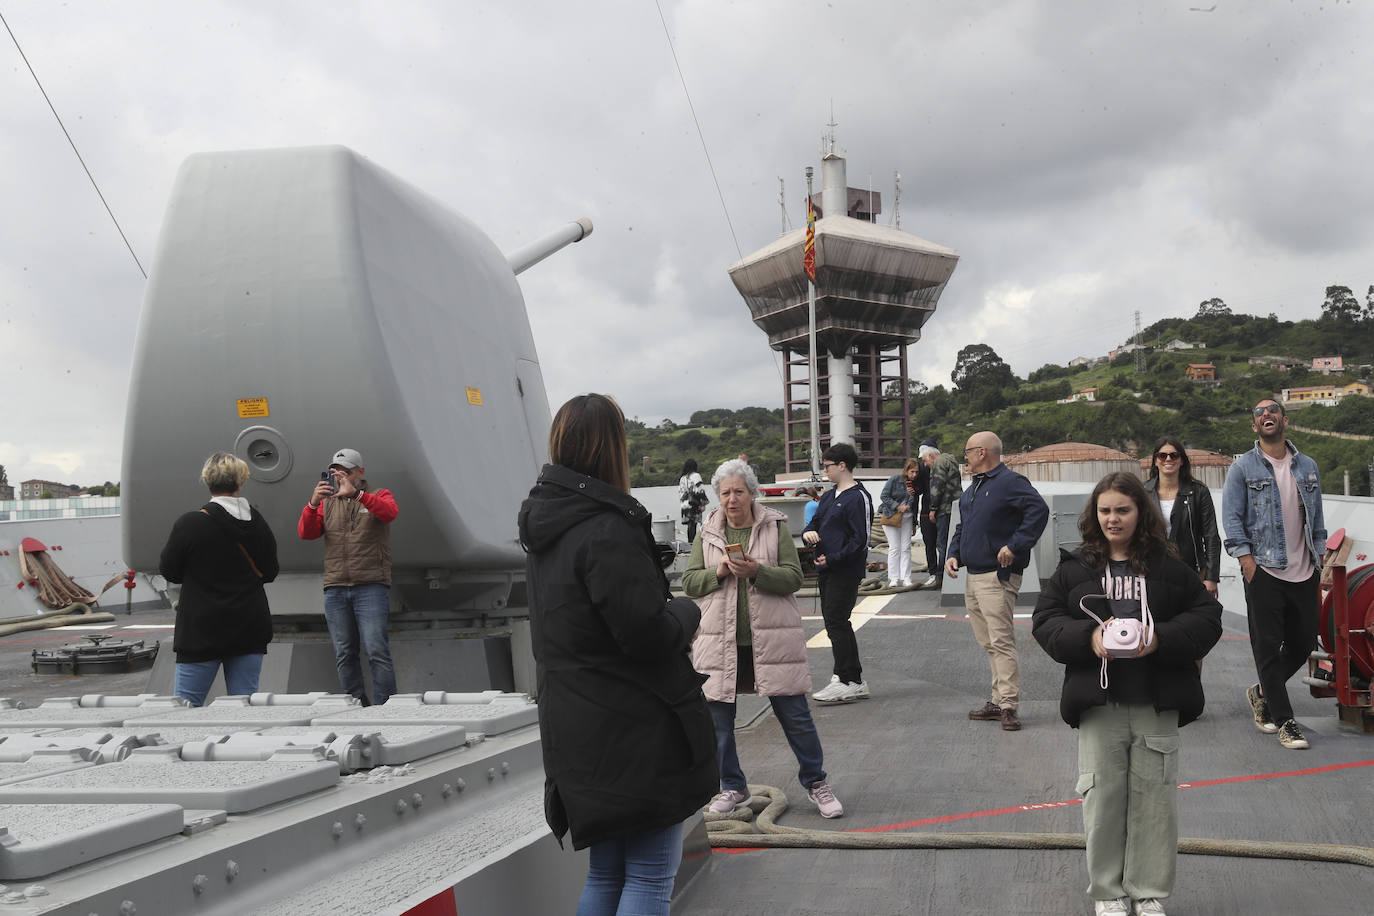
left=683, top=458, right=844, bottom=819
left=159, top=451, right=279, bottom=706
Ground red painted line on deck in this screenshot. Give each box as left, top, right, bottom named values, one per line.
left=718, top=757, right=1374, bottom=851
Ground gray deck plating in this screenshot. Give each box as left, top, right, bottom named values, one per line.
left=675, top=582, right=1373, bottom=916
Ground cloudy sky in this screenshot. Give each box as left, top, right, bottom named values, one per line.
left=2, top=1, right=1372, bottom=486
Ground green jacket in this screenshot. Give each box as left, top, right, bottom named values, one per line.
left=928, top=452, right=962, bottom=517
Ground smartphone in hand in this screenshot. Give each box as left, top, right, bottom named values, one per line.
left=321, top=470, right=337, bottom=494
left=725, top=543, right=745, bottom=558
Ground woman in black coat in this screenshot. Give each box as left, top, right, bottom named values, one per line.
left=1032, top=472, right=1221, bottom=916
left=160, top=452, right=279, bottom=706
left=518, top=394, right=716, bottom=916
left=1143, top=436, right=1222, bottom=598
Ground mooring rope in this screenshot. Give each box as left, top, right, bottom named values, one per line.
left=704, top=785, right=1374, bottom=868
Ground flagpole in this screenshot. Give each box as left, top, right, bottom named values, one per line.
left=805, top=166, right=820, bottom=477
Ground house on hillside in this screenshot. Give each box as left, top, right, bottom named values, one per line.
left=19, top=479, right=77, bottom=499
left=1248, top=354, right=1303, bottom=371
left=1068, top=356, right=1093, bottom=368
left=1282, top=381, right=1373, bottom=406
left=1161, top=338, right=1204, bottom=351
left=1312, top=355, right=1344, bottom=374
left=1184, top=363, right=1216, bottom=381
left=1108, top=342, right=1147, bottom=361
left=1056, top=387, right=1098, bottom=404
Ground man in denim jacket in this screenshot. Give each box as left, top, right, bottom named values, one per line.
left=1222, top=398, right=1326, bottom=750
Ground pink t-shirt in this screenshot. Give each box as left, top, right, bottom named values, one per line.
left=1266, top=449, right=1315, bottom=582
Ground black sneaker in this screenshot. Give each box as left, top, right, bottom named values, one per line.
left=1277, top=718, right=1309, bottom=749
left=1245, top=684, right=1278, bottom=734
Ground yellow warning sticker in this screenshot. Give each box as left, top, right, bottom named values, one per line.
left=465, top=387, right=483, bottom=406
left=237, top=397, right=269, bottom=418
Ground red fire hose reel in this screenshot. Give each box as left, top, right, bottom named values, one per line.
left=1311, top=562, right=1374, bottom=733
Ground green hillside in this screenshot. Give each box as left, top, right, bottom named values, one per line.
left=630, top=293, right=1374, bottom=493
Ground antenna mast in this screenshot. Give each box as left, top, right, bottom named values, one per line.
left=893, top=171, right=901, bottom=230
left=778, top=177, right=787, bottom=235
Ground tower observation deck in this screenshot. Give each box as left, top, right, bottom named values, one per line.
left=727, top=150, right=959, bottom=473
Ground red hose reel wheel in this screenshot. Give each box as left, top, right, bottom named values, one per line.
left=1320, top=563, right=1374, bottom=680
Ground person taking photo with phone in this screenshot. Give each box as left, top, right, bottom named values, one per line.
left=1032, top=472, right=1221, bottom=916
left=298, top=447, right=400, bottom=706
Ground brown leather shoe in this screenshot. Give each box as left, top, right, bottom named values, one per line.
left=1000, top=708, right=1021, bottom=731
left=968, top=701, right=1001, bottom=720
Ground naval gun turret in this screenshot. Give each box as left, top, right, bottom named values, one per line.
left=122, top=146, right=589, bottom=694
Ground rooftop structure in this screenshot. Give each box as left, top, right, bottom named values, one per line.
left=728, top=144, right=959, bottom=472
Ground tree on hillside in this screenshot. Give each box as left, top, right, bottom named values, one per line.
left=1320, top=285, right=1361, bottom=324
left=1364, top=285, right=1374, bottom=322
left=951, top=344, right=1015, bottom=394
left=1194, top=298, right=1231, bottom=318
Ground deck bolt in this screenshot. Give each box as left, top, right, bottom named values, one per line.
left=331, top=821, right=344, bottom=838
left=411, top=792, right=424, bottom=808
left=455, top=777, right=466, bottom=791
left=120, top=901, right=137, bottom=915
left=441, top=782, right=453, bottom=798
left=501, top=761, right=510, bottom=775
left=225, top=860, right=239, bottom=882
left=192, top=874, right=208, bottom=895
left=355, top=813, right=367, bottom=830
left=487, top=767, right=496, bottom=782
left=395, top=799, right=409, bottom=815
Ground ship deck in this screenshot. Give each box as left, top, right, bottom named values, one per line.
left=0, top=582, right=1369, bottom=914
left=674, top=581, right=1372, bottom=916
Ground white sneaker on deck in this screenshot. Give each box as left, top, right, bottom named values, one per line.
left=898, top=578, right=911, bottom=588
left=1134, top=899, right=1167, bottom=916
left=843, top=680, right=871, bottom=700
left=1094, top=899, right=1130, bottom=916
left=812, top=676, right=850, bottom=703
left=707, top=789, right=748, bottom=814
left=921, top=574, right=938, bottom=588
left=806, top=780, right=844, bottom=818
left=886, top=579, right=899, bottom=588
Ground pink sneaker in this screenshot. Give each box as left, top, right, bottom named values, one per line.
left=708, top=789, right=748, bottom=813
left=806, top=780, right=844, bottom=818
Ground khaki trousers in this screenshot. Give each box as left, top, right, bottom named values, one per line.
left=1077, top=704, right=1180, bottom=903
left=964, top=571, right=1021, bottom=710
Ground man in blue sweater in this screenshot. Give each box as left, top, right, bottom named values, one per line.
left=944, top=431, right=1048, bottom=731
left=804, top=442, right=873, bottom=703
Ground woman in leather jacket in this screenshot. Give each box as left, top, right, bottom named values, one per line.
left=1143, top=436, right=1222, bottom=598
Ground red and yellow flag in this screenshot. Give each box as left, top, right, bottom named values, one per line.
left=803, top=197, right=816, bottom=281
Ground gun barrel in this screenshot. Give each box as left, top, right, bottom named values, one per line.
left=506, top=218, right=594, bottom=275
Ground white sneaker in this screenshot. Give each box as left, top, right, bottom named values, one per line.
left=887, top=579, right=899, bottom=588
left=1094, top=899, right=1130, bottom=916
left=844, top=681, right=871, bottom=700
left=812, top=676, right=851, bottom=703
left=1134, top=899, right=1167, bottom=916
left=806, top=780, right=844, bottom=818
left=898, top=578, right=911, bottom=588
left=921, top=575, right=938, bottom=588
left=707, top=789, right=749, bottom=814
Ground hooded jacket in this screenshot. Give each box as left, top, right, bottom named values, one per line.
left=517, top=463, right=717, bottom=850
left=1032, top=548, right=1222, bottom=728
left=160, top=501, right=279, bottom=663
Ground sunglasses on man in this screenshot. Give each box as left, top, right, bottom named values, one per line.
left=1252, top=404, right=1283, bottom=418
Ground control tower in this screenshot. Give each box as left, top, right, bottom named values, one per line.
left=727, top=146, right=959, bottom=473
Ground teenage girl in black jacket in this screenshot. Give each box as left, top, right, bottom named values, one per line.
left=1033, top=472, right=1221, bottom=916
left=1143, top=436, right=1222, bottom=598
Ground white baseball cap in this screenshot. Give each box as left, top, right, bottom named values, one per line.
left=330, top=448, right=364, bottom=469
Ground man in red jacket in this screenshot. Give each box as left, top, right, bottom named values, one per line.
left=298, top=447, right=400, bottom=705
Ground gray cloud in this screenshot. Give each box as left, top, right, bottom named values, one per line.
left=2, top=1, right=1372, bottom=485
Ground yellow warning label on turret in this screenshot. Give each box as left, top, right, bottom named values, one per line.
left=237, top=397, right=269, bottom=418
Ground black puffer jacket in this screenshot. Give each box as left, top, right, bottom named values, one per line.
left=160, top=501, right=279, bottom=663
left=518, top=464, right=717, bottom=850
left=1032, top=548, right=1222, bottom=728
left=1144, top=477, right=1222, bottom=582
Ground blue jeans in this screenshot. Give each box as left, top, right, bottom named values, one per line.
left=323, top=584, right=396, bottom=705
left=710, top=695, right=826, bottom=793
left=577, top=821, right=684, bottom=916
left=174, top=654, right=264, bottom=707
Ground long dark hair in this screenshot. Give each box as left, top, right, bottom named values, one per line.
left=681, top=458, right=698, bottom=476
left=1147, top=435, right=1194, bottom=485
left=1078, top=472, right=1174, bottom=573
left=548, top=394, right=631, bottom=493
